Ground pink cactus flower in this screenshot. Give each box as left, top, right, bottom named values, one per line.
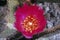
left=14, top=3, right=46, bottom=38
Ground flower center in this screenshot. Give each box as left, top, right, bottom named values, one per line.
left=22, top=16, right=38, bottom=33
left=28, top=22, right=33, bottom=26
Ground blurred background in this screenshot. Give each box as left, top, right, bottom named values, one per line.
left=0, top=0, right=60, bottom=40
